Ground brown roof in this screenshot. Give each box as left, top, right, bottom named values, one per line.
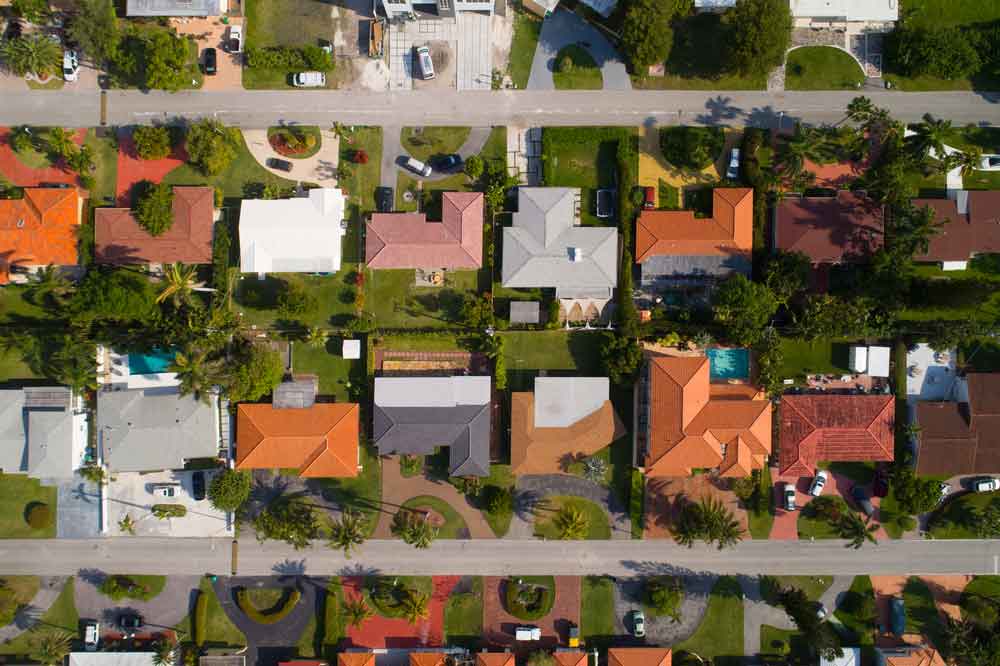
left=236, top=403, right=360, bottom=478
left=95, top=186, right=215, bottom=265
left=635, top=188, right=753, bottom=263
left=552, top=653, right=587, bottom=666
left=774, top=191, right=884, bottom=264
left=475, top=655, right=515, bottom=666
left=337, top=656, right=374, bottom=666
left=366, top=192, right=483, bottom=269
left=0, top=187, right=81, bottom=282
left=409, top=655, right=447, bottom=666
left=510, top=392, right=625, bottom=475
left=916, top=373, right=1000, bottom=476
left=608, top=648, right=672, bottom=666
left=881, top=647, right=946, bottom=666
left=645, top=355, right=771, bottom=478
left=779, top=394, right=894, bottom=476
left=913, top=192, right=1000, bottom=263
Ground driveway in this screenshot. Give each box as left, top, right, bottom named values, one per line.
left=526, top=9, right=630, bottom=91
left=105, top=470, right=233, bottom=538
left=172, top=17, right=243, bottom=92
left=380, top=126, right=492, bottom=190
left=389, top=15, right=492, bottom=91
left=341, top=575, right=458, bottom=648
left=0, top=576, right=70, bottom=642
left=644, top=475, right=747, bottom=540
left=242, top=127, right=340, bottom=186
left=54, top=477, right=101, bottom=538
left=510, top=474, right=631, bottom=540
left=482, top=575, right=581, bottom=648
left=74, top=574, right=200, bottom=633
left=115, top=128, right=188, bottom=205
left=612, top=575, right=715, bottom=645
left=739, top=576, right=794, bottom=660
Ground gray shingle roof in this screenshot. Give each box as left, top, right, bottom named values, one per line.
left=0, top=387, right=78, bottom=479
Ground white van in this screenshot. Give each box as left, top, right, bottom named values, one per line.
left=404, top=156, right=433, bottom=177
left=292, top=71, right=326, bottom=88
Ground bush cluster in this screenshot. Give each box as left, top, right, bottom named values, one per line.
left=886, top=24, right=988, bottom=80
left=25, top=502, right=52, bottom=529
left=503, top=577, right=555, bottom=620
left=245, top=45, right=334, bottom=71
left=235, top=587, right=301, bottom=624
left=659, top=126, right=725, bottom=171
left=151, top=504, right=187, bottom=519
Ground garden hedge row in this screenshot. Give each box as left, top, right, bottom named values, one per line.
left=236, top=588, right=301, bottom=624
left=193, top=590, right=208, bottom=646
left=245, top=46, right=334, bottom=72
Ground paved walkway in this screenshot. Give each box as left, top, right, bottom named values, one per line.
left=739, top=576, right=795, bottom=660
left=0, top=576, right=69, bottom=642
left=341, top=575, right=457, bottom=648
left=242, top=128, right=341, bottom=186
left=74, top=574, right=200, bottom=632
left=612, top=575, right=714, bottom=645
left=372, top=457, right=495, bottom=539
left=482, top=575, right=580, bottom=648
left=526, top=9, right=630, bottom=91
left=0, top=127, right=86, bottom=190
left=380, top=126, right=492, bottom=189
left=510, top=474, right=631, bottom=540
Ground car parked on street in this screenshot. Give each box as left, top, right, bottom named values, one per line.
left=850, top=485, right=874, bottom=518
left=973, top=477, right=1000, bottom=493
left=4, top=20, right=23, bottom=41
left=783, top=482, right=796, bottom=511
left=809, top=470, right=828, bottom=497
left=631, top=609, right=645, bottom=637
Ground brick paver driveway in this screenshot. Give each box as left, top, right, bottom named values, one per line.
left=0, top=127, right=86, bottom=188
left=115, top=129, right=188, bottom=205
left=172, top=17, right=244, bottom=91
left=341, top=575, right=458, bottom=649
left=482, top=575, right=581, bottom=649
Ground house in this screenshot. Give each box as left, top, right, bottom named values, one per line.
left=378, top=0, right=493, bottom=20
left=126, top=0, right=226, bottom=16
left=366, top=192, right=483, bottom=269
left=877, top=646, right=946, bottom=666
left=636, top=354, right=772, bottom=478
left=779, top=394, right=894, bottom=477
left=849, top=345, right=891, bottom=378
left=553, top=654, right=588, bottom=666
left=694, top=0, right=736, bottom=11
left=509, top=301, right=541, bottom=325
left=775, top=192, right=884, bottom=266
left=373, top=375, right=492, bottom=477
left=236, top=378, right=361, bottom=478
left=790, top=0, right=898, bottom=28
left=70, top=654, right=160, bottom=666
left=913, top=191, right=1000, bottom=271
left=0, top=187, right=81, bottom=283
left=522, top=0, right=559, bottom=17
left=502, top=187, right=618, bottom=304
left=608, top=648, right=672, bottom=666
left=98, top=387, right=220, bottom=472
left=822, top=647, right=861, bottom=666
left=0, top=387, right=87, bottom=480
left=477, top=655, right=515, bottom=666
left=915, top=373, right=1000, bottom=477
left=239, top=188, right=346, bottom=277
left=337, top=656, right=375, bottom=666
left=511, top=377, right=625, bottom=475
left=635, top=188, right=753, bottom=289
left=95, top=186, right=215, bottom=266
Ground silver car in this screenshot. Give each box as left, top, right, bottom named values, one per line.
left=62, top=49, right=79, bottom=82
left=783, top=482, right=796, bottom=511
left=415, top=45, right=435, bottom=80
left=809, top=470, right=828, bottom=497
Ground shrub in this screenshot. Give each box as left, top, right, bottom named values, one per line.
left=152, top=504, right=187, bottom=519
left=186, top=120, right=238, bottom=176
left=484, top=485, right=513, bottom=515
left=193, top=590, right=208, bottom=646
left=132, top=126, right=172, bottom=161
left=134, top=181, right=175, bottom=236
left=559, top=55, right=574, bottom=73
left=208, top=468, right=251, bottom=512
left=659, top=126, right=725, bottom=171
left=504, top=577, right=555, bottom=620
left=25, top=502, right=52, bottom=529
left=464, top=155, right=484, bottom=181
left=245, top=46, right=333, bottom=72
left=235, top=587, right=302, bottom=624
left=277, top=279, right=318, bottom=318
left=98, top=575, right=155, bottom=601
left=645, top=577, right=682, bottom=620
left=630, top=470, right=644, bottom=539
left=887, top=25, right=981, bottom=79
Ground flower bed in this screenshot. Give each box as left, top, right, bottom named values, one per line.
left=503, top=576, right=555, bottom=620
left=266, top=126, right=322, bottom=159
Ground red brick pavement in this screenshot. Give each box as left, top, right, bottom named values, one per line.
left=0, top=127, right=86, bottom=188
left=482, top=576, right=581, bottom=650
left=772, top=467, right=889, bottom=541
left=340, top=576, right=459, bottom=649
left=115, top=130, right=188, bottom=205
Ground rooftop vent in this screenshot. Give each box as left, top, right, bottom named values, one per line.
left=569, top=247, right=583, bottom=262
left=16, top=219, right=24, bottom=228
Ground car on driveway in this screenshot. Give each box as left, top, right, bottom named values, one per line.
left=62, top=49, right=79, bottom=81
left=815, top=603, right=829, bottom=621
left=973, top=477, right=1000, bottom=493
left=267, top=157, right=293, bottom=172
left=938, top=481, right=952, bottom=504
left=726, top=147, right=740, bottom=180
left=192, top=471, right=206, bottom=501
left=376, top=187, right=394, bottom=213
left=118, top=613, right=142, bottom=632
left=202, top=47, right=217, bottom=75
left=850, top=485, right=874, bottom=518
left=596, top=189, right=615, bottom=219
left=643, top=186, right=655, bottom=210
left=152, top=484, right=177, bottom=498
left=631, top=609, right=645, bottom=638
left=809, top=470, right=828, bottom=497
left=434, top=154, right=462, bottom=172
left=889, top=597, right=905, bottom=636
left=783, top=482, right=796, bottom=511
left=872, top=465, right=889, bottom=498
left=977, top=154, right=1000, bottom=171
left=415, top=45, right=434, bottom=80
left=228, top=24, right=242, bottom=53
left=83, top=620, right=99, bottom=651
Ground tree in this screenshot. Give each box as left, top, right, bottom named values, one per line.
left=304, top=327, right=327, bottom=349
left=391, top=509, right=437, bottom=549
left=763, top=250, right=811, bottom=305
left=464, top=154, right=484, bottom=181
left=583, top=456, right=608, bottom=484
left=975, top=500, right=1000, bottom=539
left=779, top=587, right=843, bottom=661
left=118, top=514, right=137, bottom=535
left=342, top=597, right=373, bottom=628
left=723, top=0, right=792, bottom=76
left=0, top=35, right=62, bottom=78
left=207, top=469, right=251, bottom=513
left=10, top=126, right=33, bottom=154
left=645, top=577, right=682, bottom=622
left=712, top=274, right=778, bottom=346
left=527, top=653, right=555, bottom=666
left=68, top=0, right=119, bottom=62
left=224, top=342, right=284, bottom=403
left=28, top=630, right=73, bottom=666
left=46, top=127, right=77, bottom=160
left=0, top=585, right=18, bottom=627
left=48, top=334, right=97, bottom=392
left=892, top=201, right=944, bottom=260
left=845, top=96, right=875, bottom=126
left=886, top=26, right=981, bottom=80
left=252, top=497, right=319, bottom=549
left=553, top=504, right=589, bottom=540
left=12, top=0, right=47, bottom=22
left=963, top=594, right=1000, bottom=629
left=329, top=509, right=368, bottom=559
left=892, top=466, right=942, bottom=516
left=793, top=294, right=889, bottom=341
left=620, top=0, right=673, bottom=70
left=839, top=512, right=878, bottom=549
left=599, top=333, right=642, bottom=385
left=461, top=293, right=494, bottom=330
left=941, top=617, right=995, bottom=666
left=135, top=182, right=176, bottom=237
left=399, top=589, right=430, bottom=625
left=186, top=120, right=239, bottom=176
left=153, top=638, right=176, bottom=666
left=673, top=496, right=744, bottom=550
left=277, top=279, right=318, bottom=319
left=133, top=126, right=173, bottom=161
left=157, top=262, right=198, bottom=307
left=142, top=29, right=189, bottom=91
left=906, top=113, right=953, bottom=168
left=66, top=143, right=95, bottom=176
left=28, top=265, right=74, bottom=309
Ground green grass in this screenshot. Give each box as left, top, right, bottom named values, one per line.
left=878, top=487, right=908, bottom=540
left=444, top=577, right=482, bottom=648
left=797, top=496, right=850, bottom=539
left=785, top=47, right=865, bottom=91
left=501, top=331, right=604, bottom=378
left=10, top=135, right=53, bottom=170
left=776, top=338, right=851, bottom=382
left=541, top=127, right=624, bottom=227
left=339, top=127, right=382, bottom=263
left=552, top=45, right=603, bottom=90
left=480, top=464, right=515, bottom=537
left=198, top=577, right=246, bottom=646
left=676, top=576, right=744, bottom=666
left=928, top=491, right=1000, bottom=538
left=0, top=347, right=41, bottom=383
left=292, top=339, right=363, bottom=400
left=84, top=128, right=119, bottom=204
left=243, top=0, right=338, bottom=89
left=366, top=576, right=434, bottom=619
left=0, top=474, right=57, bottom=538
left=834, top=575, right=876, bottom=649
left=760, top=625, right=811, bottom=663
left=533, top=496, right=611, bottom=540
left=401, top=127, right=471, bottom=162
left=316, top=443, right=381, bottom=537
left=377, top=332, right=471, bottom=352
left=581, top=576, right=615, bottom=640
left=235, top=272, right=360, bottom=329
left=366, top=268, right=479, bottom=329
left=400, top=495, right=469, bottom=539
left=26, top=77, right=65, bottom=90
left=296, top=615, right=319, bottom=657
left=396, top=173, right=469, bottom=212
left=245, top=587, right=286, bottom=610
left=507, top=9, right=542, bottom=89
left=747, top=466, right=774, bottom=540
left=903, top=576, right=946, bottom=647
left=323, top=578, right=345, bottom=652
left=773, top=576, right=832, bottom=602
left=901, top=0, right=1000, bottom=29
left=0, top=577, right=78, bottom=655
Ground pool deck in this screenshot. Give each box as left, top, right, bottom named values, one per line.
left=641, top=343, right=758, bottom=385
left=99, top=347, right=180, bottom=390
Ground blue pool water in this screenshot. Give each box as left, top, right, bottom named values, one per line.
left=128, top=349, right=175, bottom=375
left=707, top=347, right=750, bottom=380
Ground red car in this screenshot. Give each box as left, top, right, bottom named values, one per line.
left=642, top=186, right=655, bottom=209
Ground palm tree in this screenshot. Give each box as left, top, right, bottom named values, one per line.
left=304, top=326, right=327, bottom=349
left=553, top=504, right=589, bottom=540
left=157, top=262, right=199, bottom=307
left=0, top=35, right=61, bottom=78
left=28, top=629, right=73, bottom=666
left=953, top=146, right=984, bottom=179
left=118, top=514, right=137, bottom=535
left=399, top=590, right=430, bottom=625
left=329, top=509, right=367, bottom=558
left=342, top=596, right=373, bottom=628
left=391, top=509, right=437, bottom=549
left=839, top=512, right=879, bottom=549
left=170, top=347, right=217, bottom=403
left=906, top=113, right=952, bottom=166
left=845, top=96, right=875, bottom=125
left=28, top=265, right=73, bottom=309
left=152, top=639, right=176, bottom=666
left=46, top=127, right=76, bottom=160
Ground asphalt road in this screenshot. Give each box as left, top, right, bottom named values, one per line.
left=1, top=537, right=999, bottom=576
left=2, top=89, right=998, bottom=128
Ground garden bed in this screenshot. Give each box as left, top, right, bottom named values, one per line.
left=266, top=126, right=322, bottom=159
left=503, top=576, right=555, bottom=620
left=533, top=496, right=611, bottom=540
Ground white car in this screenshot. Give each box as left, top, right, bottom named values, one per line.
left=726, top=147, right=740, bottom=180
left=83, top=621, right=99, bottom=651
left=292, top=71, right=326, bottom=87
left=152, top=484, right=178, bottom=498
left=973, top=477, right=1000, bottom=493
left=783, top=483, right=796, bottom=511
left=808, top=470, right=828, bottom=497
left=62, top=49, right=79, bottom=82
left=415, top=45, right=434, bottom=80
left=227, top=24, right=243, bottom=54
left=977, top=154, right=1000, bottom=171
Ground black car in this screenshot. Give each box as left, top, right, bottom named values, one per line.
left=203, top=47, right=217, bottom=75
left=266, top=157, right=293, bottom=172
left=872, top=465, right=889, bottom=498
left=118, top=613, right=142, bottom=631
left=191, top=471, right=206, bottom=501
left=850, top=485, right=875, bottom=518
left=375, top=186, right=394, bottom=213
left=4, top=20, right=23, bottom=41
left=435, top=154, right=462, bottom=172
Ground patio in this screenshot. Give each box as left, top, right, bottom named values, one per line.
left=905, top=343, right=959, bottom=403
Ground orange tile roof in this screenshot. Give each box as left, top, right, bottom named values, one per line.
left=881, top=647, right=945, bottom=666
left=0, top=187, right=81, bottom=283
left=337, top=656, right=374, bottom=666
left=409, top=654, right=448, bottom=666
left=608, top=648, right=672, bottom=666
left=476, top=654, right=515, bottom=666
left=553, top=653, right=588, bottom=666
left=635, top=188, right=753, bottom=263
left=645, top=355, right=771, bottom=477
left=236, top=403, right=360, bottom=478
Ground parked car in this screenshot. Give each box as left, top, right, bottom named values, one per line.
left=850, top=485, right=875, bottom=518
left=292, top=71, right=326, bottom=87
left=267, top=157, right=293, bottom=172
left=872, top=465, right=889, bottom=498
left=434, top=153, right=462, bottom=172
left=596, top=189, right=615, bottom=219
left=809, top=470, right=829, bottom=497
left=62, top=49, right=79, bottom=82
left=83, top=621, right=99, bottom=651
left=118, top=613, right=142, bottom=632
left=228, top=24, right=243, bottom=54
left=631, top=610, right=645, bottom=638
left=152, top=484, right=177, bottom=498
left=938, top=481, right=952, bottom=504
left=726, top=147, right=740, bottom=180
left=191, top=471, right=206, bottom=501
left=376, top=186, right=394, bottom=213
left=815, top=603, right=829, bottom=621
left=514, top=626, right=540, bottom=641
left=202, top=47, right=217, bottom=75
left=415, top=45, right=435, bottom=80
left=403, top=156, right=432, bottom=177
left=642, top=185, right=655, bottom=209
left=783, top=482, right=796, bottom=511
left=4, top=20, right=23, bottom=41
left=977, top=154, right=1000, bottom=171
left=973, top=477, right=1000, bottom=493
left=889, top=597, right=905, bottom=636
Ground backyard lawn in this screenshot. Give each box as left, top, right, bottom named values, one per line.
left=676, top=576, right=744, bottom=666
left=443, top=576, right=482, bottom=648
left=776, top=338, right=851, bottom=381
left=533, top=496, right=611, bottom=540
left=785, top=47, right=864, bottom=90
left=507, top=9, right=542, bottom=89
left=401, top=127, right=471, bottom=162
left=0, top=474, right=57, bottom=538
left=553, top=45, right=603, bottom=90
left=400, top=495, right=469, bottom=539
left=235, top=272, right=360, bottom=329
left=376, top=332, right=472, bottom=353
left=292, top=339, right=364, bottom=400
left=500, top=330, right=604, bottom=381
left=0, top=578, right=78, bottom=655
left=581, top=576, right=616, bottom=641
left=316, top=443, right=382, bottom=537
left=366, top=268, right=478, bottom=329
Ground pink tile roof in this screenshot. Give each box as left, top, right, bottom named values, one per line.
left=366, top=192, right=483, bottom=269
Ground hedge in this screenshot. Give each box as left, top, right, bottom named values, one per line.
left=630, top=469, right=645, bottom=539
left=245, top=45, right=333, bottom=71
left=503, top=577, right=555, bottom=620
left=235, top=587, right=301, bottom=624
left=193, top=590, right=208, bottom=646
left=152, top=504, right=187, bottom=519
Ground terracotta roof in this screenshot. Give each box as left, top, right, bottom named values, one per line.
left=608, top=648, right=672, bottom=666
left=553, top=653, right=588, bottom=666
left=95, top=186, right=215, bottom=264
left=635, top=188, right=753, bottom=263
left=0, top=187, right=81, bottom=282
left=236, top=403, right=360, bottom=478
left=779, top=394, right=894, bottom=476
left=475, top=655, right=515, bottom=666
left=337, top=656, right=374, bottom=666
left=366, top=192, right=483, bottom=269
left=644, top=355, right=771, bottom=478
left=409, top=654, right=448, bottom=666
left=915, top=373, right=1000, bottom=476
left=774, top=192, right=884, bottom=264
left=880, top=647, right=946, bottom=666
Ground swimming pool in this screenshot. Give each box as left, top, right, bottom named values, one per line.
left=128, top=349, right=175, bottom=375
left=707, top=347, right=750, bottom=380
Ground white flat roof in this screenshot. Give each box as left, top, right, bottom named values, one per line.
left=342, top=339, right=361, bottom=359
left=239, top=188, right=346, bottom=274
left=374, top=376, right=492, bottom=408
left=71, top=654, right=159, bottom=666
left=791, top=0, right=898, bottom=21
left=533, top=377, right=609, bottom=428
left=868, top=345, right=891, bottom=378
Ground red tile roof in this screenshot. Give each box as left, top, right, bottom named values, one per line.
left=608, top=648, right=672, bottom=666
left=775, top=192, right=884, bottom=264
left=476, top=654, right=515, bottom=666
left=553, top=653, right=587, bottom=666
left=635, top=188, right=753, bottom=263
left=337, top=656, right=374, bottom=666
left=366, top=192, right=483, bottom=269
left=0, top=187, right=81, bottom=283
left=779, top=394, right=894, bottom=476
left=913, top=192, right=1000, bottom=263
left=95, top=186, right=215, bottom=264
left=916, top=373, right=1000, bottom=476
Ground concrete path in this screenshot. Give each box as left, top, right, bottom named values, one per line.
left=739, top=576, right=795, bottom=660
left=380, top=126, right=493, bottom=189
left=612, top=575, right=715, bottom=644
left=73, top=574, right=200, bottom=632
left=527, top=9, right=631, bottom=91
left=0, top=576, right=69, bottom=641
left=510, top=474, right=631, bottom=540
left=242, top=128, right=340, bottom=186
